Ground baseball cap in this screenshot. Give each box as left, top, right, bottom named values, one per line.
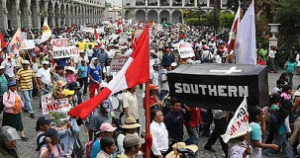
left=99, top=123, right=116, bottom=132
left=68, top=82, right=81, bottom=90
left=45, top=128, right=59, bottom=139
left=42, top=61, right=49, bottom=65
left=63, top=89, right=75, bottom=96
left=8, top=81, right=17, bottom=87
left=101, top=100, right=113, bottom=113
left=37, top=117, right=52, bottom=126
left=123, top=134, right=145, bottom=147
left=22, top=60, right=30, bottom=65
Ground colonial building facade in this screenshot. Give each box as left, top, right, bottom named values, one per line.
left=123, top=0, right=229, bottom=23
left=0, top=0, right=105, bottom=33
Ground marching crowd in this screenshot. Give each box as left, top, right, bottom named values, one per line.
left=0, top=21, right=299, bottom=158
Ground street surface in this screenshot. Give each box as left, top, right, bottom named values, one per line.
left=3, top=70, right=295, bottom=157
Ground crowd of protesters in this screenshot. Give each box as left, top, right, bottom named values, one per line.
left=0, top=20, right=300, bottom=158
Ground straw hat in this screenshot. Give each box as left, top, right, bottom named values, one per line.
left=121, top=117, right=141, bottom=129
left=165, top=142, right=198, bottom=158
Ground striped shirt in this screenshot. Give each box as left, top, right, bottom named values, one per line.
left=16, top=68, right=35, bottom=91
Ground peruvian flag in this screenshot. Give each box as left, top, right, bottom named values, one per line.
left=0, top=32, right=6, bottom=52
left=94, top=28, right=101, bottom=48
left=68, top=26, right=150, bottom=119
left=227, top=6, right=241, bottom=53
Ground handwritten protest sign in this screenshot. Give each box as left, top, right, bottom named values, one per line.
left=51, top=38, right=79, bottom=59
left=221, top=97, right=249, bottom=143
left=178, top=42, right=195, bottom=58
left=41, top=93, right=71, bottom=115
left=41, top=93, right=71, bottom=133
left=110, top=55, right=129, bottom=72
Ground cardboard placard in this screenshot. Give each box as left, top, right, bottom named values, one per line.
left=41, top=93, right=71, bottom=115
left=178, top=42, right=195, bottom=58
left=110, top=55, right=129, bottom=72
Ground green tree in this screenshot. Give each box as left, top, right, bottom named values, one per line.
left=276, top=0, right=300, bottom=50
left=219, top=12, right=235, bottom=29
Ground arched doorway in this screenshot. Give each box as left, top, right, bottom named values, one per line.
left=148, top=10, right=158, bottom=22
left=160, top=10, right=170, bottom=23
left=124, top=10, right=130, bottom=20
left=136, top=10, right=146, bottom=22
left=172, top=10, right=182, bottom=23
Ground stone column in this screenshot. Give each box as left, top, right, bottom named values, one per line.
left=82, top=6, right=86, bottom=24
left=146, top=0, right=148, bottom=6
left=182, top=0, right=184, bottom=7
left=21, top=0, right=32, bottom=30
left=158, top=0, right=160, bottom=6
left=61, top=4, right=66, bottom=26
left=65, top=4, right=70, bottom=26
left=194, top=0, right=197, bottom=7
left=72, top=5, right=76, bottom=25
left=31, top=0, right=41, bottom=29
left=169, top=11, right=172, bottom=23
left=48, top=2, right=56, bottom=28
left=11, top=0, right=21, bottom=30
left=170, top=0, right=172, bottom=6
left=56, top=4, right=62, bottom=27
left=207, top=0, right=210, bottom=7
left=0, top=1, right=8, bottom=33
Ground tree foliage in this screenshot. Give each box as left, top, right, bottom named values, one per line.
left=219, top=12, right=235, bottom=29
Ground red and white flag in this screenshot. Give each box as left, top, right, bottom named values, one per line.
left=0, top=32, right=6, bottom=52
left=94, top=28, right=101, bottom=48
left=68, top=26, right=150, bottom=119
left=227, top=5, right=241, bottom=53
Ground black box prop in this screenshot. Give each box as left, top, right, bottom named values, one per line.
left=167, top=64, right=268, bottom=110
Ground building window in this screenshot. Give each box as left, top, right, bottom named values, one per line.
left=173, top=0, right=182, bottom=6
left=136, top=0, right=146, bottom=6
left=148, top=0, right=158, bottom=6
left=160, top=0, right=169, bottom=6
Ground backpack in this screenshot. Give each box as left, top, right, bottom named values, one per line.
left=269, top=113, right=281, bottom=132
left=85, top=138, right=100, bottom=158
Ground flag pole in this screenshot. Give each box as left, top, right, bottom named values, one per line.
left=145, top=81, right=151, bottom=158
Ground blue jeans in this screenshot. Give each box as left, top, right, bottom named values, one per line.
left=22, top=90, right=34, bottom=114
left=185, top=126, right=200, bottom=145
left=263, top=133, right=294, bottom=158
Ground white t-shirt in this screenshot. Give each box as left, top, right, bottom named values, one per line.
left=123, top=92, right=139, bottom=120
left=1, top=59, right=17, bottom=77
left=151, top=70, right=160, bottom=86
left=36, top=68, right=51, bottom=84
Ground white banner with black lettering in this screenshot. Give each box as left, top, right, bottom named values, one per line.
left=221, top=97, right=249, bottom=143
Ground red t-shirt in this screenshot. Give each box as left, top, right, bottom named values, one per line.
left=257, top=59, right=266, bottom=65
left=188, top=107, right=201, bottom=128
left=143, top=95, right=157, bottom=109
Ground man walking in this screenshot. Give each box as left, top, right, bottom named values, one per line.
left=123, top=87, right=139, bottom=127
left=16, top=60, right=39, bottom=118
left=204, top=109, right=228, bottom=157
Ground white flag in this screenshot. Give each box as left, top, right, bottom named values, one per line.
left=221, top=97, right=249, bottom=143
left=235, top=0, right=257, bottom=65
left=40, top=18, right=52, bottom=44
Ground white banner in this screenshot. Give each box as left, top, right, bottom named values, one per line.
left=24, top=40, right=35, bottom=50
left=110, top=55, right=129, bottom=72
left=51, top=38, right=79, bottom=59
left=221, top=97, right=249, bottom=143
left=41, top=93, right=71, bottom=115
left=178, top=42, right=195, bottom=58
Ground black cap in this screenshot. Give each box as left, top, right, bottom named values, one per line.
left=37, top=117, right=52, bottom=126
left=45, top=128, right=59, bottom=139
left=68, top=82, right=81, bottom=90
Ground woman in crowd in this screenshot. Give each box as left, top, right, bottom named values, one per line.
left=0, top=126, right=21, bottom=157
left=39, top=128, right=64, bottom=158
left=65, top=66, right=77, bottom=84
left=77, top=60, right=88, bottom=96
left=35, top=117, right=52, bottom=151
left=2, top=81, right=28, bottom=141
left=284, top=56, right=297, bottom=86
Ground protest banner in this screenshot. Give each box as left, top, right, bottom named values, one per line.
left=177, top=42, right=195, bottom=58
left=77, top=42, right=96, bottom=51
left=41, top=93, right=71, bottom=115
left=24, top=40, right=35, bottom=50
left=51, top=38, right=79, bottom=59
left=7, top=28, right=26, bottom=56
left=110, top=55, right=129, bottom=72
left=221, top=97, right=249, bottom=143
left=41, top=93, right=71, bottom=133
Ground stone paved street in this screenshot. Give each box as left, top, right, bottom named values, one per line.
left=1, top=70, right=295, bottom=157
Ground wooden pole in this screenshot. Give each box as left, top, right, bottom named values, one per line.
left=145, top=81, right=151, bottom=158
